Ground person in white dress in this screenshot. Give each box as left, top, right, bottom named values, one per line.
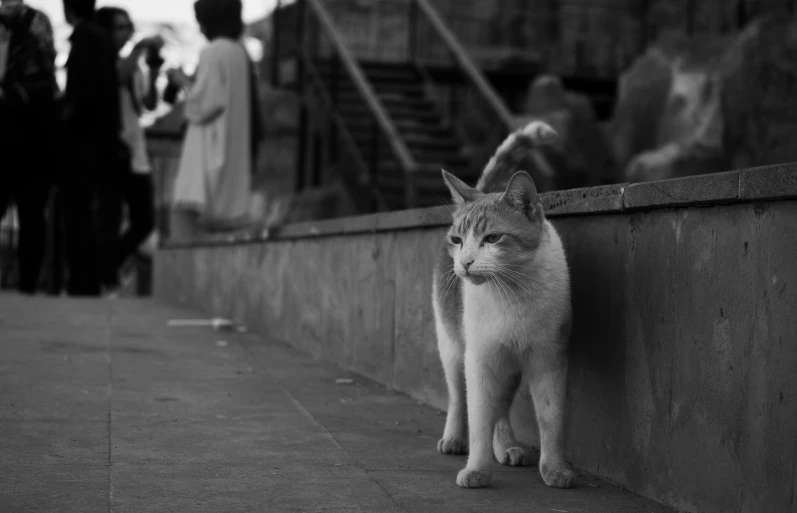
left=166, top=0, right=263, bottom=241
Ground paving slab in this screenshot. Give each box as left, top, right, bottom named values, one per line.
left=0, top=295, right=678, bottom=512
left=0, top=465, right=109, bottom=513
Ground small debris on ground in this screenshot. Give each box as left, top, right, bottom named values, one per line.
left=552, top=509, right=568, bottom=512
left=335, top=378, right=355, bottom=385
left=588, top=483, right=599, bottom=488
left=216, top=340, right=229, bottom=347
left=167, top=318, right=235, bottom=331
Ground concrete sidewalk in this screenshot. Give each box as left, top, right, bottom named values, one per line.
left=0, top=295, right=674, bottom=512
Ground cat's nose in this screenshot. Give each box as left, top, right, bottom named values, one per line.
left=461, top=258, right=474, bottom=270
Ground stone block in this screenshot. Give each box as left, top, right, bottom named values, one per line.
left=738, top=163, right=797, bottom=201
left=390, top=228, right=449, bottom=411
left=666, top=203, right=797, bottom=513
left=623, top=171, right=740, bottom=210
left=541, top=183, right=626, bottom=216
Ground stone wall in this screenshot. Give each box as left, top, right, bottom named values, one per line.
left=155, top=163, right=797, bottom=513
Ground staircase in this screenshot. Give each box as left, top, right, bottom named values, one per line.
left=274, top=0, right=543, bottom=214
left=315, top=60, right=474, bottom=209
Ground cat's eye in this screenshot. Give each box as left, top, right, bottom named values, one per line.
left=449, top=236, right=462, bottom=245
left=483, top=233, right=503, bottom=244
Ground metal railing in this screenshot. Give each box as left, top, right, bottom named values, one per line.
left=273, top=0, right=421, bottom=209
left=407, top=0, right=555, bottom=183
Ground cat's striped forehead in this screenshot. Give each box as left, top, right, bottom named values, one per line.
left=452, top=204, right=495, bottom=236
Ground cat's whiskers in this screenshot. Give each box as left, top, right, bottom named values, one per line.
left=496, top=266, right=534, bottom=285
left=486, top=272, right=514, bottom=305
left=499, top=267, right=546, bottom=293
left=485, top=273, right=508, bottom=305
left=494, top=262, right=535, bottom=272
left=438, top=198, right=456, bottom=214
left=491, top=271, right=522, bottom=304
left=495, top=269, right=535, bottom=297
left=440, top=268, right=459, bottom=303
left=496, top=265, right=535, bottom=283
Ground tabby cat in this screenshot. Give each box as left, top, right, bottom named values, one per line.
left=432, top=121, right=574, bottom=489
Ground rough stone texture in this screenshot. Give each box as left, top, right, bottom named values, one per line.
left=542, top=183, right=627, bottom=216
left=739, top=163, right=797, bottom=201
left=391, top=229, right=449, bottom=409
left=157, top=198, right=797, bottom=513
left=623, top=171, right=740, bottom=210
left=0, top=296, right=678, bottom=513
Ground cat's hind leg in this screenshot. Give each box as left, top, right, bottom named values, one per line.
left=436, top=319, right=468, bottom=455
left=493, top=373, right=538, bottom=467
left=529, top=347, right=574, bottom=488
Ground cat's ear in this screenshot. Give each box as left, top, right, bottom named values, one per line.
left=442, top=169, right=479, bottom=207
left=502, top=171, right=540, bottom=214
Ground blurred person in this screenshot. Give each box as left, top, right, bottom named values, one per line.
left=0, top=0, right=59, bottom=294
left=60, top=0, right=121, bottom=296
left=167, top=0, right=263, bottom=241
left=95, top=6, right=163, bottom=289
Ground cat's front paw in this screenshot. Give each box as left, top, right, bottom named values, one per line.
left=500, top=446, right=537, bottom=467
left=438, top=437, right=468, bottom=455
left=540, top=462, right=575, bottom=489
left=456, top=467, right=493, bottom=488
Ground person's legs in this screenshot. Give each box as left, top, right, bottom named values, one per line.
left=14, top=177, right=52, bottom=294
left=62, top=145, right=101, bottom=297
left=0, top=180, right=13, bottom=291
left=95, top=176, right=123, bottom=290
left=116, top=172, right=154, bottom=271
left=44, top=186, right=65, bottom=296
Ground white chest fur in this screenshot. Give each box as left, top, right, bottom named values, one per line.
left=463, top=283, right=533, bottom=349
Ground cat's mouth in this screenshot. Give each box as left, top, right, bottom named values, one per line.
left=462, top=273, right=488, bottom=285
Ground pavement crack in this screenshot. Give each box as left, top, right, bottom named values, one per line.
left=236, top=337, right=408, bottom=512
left=276, top=385, right=407, bottom=512
left=106, top=303, right=114, bottom=513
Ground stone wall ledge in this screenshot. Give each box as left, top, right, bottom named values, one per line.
left=164, top=162, right=797, bottom=248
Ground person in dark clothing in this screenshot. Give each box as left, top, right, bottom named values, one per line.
left=60, top=0, right=122, bottom=296
left=0, top=0, right=59, bottom=294
left=95, top=7, right=163, bottom=289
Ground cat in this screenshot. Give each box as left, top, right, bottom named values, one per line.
left=432, top=120, right=574, bottom=489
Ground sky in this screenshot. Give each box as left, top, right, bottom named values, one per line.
left=24, top=0, right=278, bottom=25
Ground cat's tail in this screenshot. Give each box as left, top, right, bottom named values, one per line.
left=475, top=121, right=558, bottom=194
